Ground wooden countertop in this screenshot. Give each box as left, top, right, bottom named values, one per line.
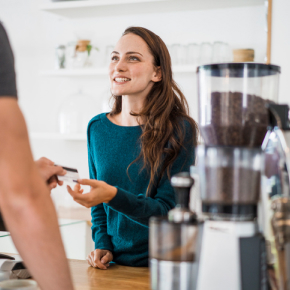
left=69, top=259, right=150, bottom=290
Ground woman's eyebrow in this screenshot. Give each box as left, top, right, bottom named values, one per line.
left=126, top=51, right=143, bottom=56
left=111, top=51, right=143, bottom=57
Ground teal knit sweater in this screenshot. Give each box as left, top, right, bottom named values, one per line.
left=87, top=113, right=195, bottom=267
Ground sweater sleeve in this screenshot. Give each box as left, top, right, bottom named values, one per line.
left=0, top=23, right=17, bottom=98
left=107, top=125, right=195, bottom=227
left=88, top=133, right=113, bottom=252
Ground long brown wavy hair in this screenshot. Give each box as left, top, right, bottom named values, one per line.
left=110, top=26, right=198, bottom=197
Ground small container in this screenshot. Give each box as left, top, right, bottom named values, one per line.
left=72, top=40, right=90, bottom=68
left=187, top=43, right=199, bottom=65
left=0, top=279, right=38, bottom=290
left=199, top=42, right=212, bottom=65
left=55, top=45, right=66, bottom=69
left=212, top=41, right=232, bottom=63
left=233, top=49, right=254, bottom=62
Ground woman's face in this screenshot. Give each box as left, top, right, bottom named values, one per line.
left=109, top=33, right=161, bottom=98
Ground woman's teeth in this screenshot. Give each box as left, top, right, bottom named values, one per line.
left=115, top=78, right=130, bottom=82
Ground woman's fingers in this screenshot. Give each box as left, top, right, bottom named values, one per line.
left=101, top=251, right=113, bottom=264
left=86, top=256, right=92, bottom=267
left=87, top=250, right=111, bottom=270
left=77, top=178, right=98, bottom=187
left=73, top=183, right=81, bottom=191
left=67, top=185, right=75, bottom=196
left=87, top=252, right=97, bottom=268
left=66, top=186, right=95, bottom=207
left=88, top=255, right=96, bottom=268
left=93, top=250, right=108, bottom=270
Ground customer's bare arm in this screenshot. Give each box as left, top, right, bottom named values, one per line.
left=0, top=98, right=74, bottom=290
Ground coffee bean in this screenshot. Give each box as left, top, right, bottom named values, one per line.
left=201, top=92, right=268, bottom=147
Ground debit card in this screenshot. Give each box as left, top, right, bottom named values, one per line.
left=55, top=164, right=79, bottom=183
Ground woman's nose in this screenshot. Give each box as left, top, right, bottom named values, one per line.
left=115, top=58, right=127, bottom=72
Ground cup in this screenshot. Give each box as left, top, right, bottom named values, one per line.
left=168, top=43, right=180, bottom=65
left=187, top=43, right=199, bottom=65
left=176, top=44, right=187, bottom=65
left=233, top=49, right=255, bottom=62
left=199, top=42, right=212, bottom=65
left=0, top=279, right=38, bottom=290
left=212, top=41, right=232, bottom=63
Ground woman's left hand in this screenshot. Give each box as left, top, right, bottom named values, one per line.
left=67, top=179, right=117, bottom=208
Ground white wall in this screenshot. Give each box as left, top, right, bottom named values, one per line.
left=272, top=0, right=290, bottom=105
left=0, top=0, right=267, bottom=206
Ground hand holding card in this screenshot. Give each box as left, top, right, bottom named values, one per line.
left=55, top=165, right=80, bottom=183
left=35, top=157, right=66, bottom=190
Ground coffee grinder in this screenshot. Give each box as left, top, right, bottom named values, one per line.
left=195, top=63, right=280, bottom=290
left=149, top=172, right=200, bottom=290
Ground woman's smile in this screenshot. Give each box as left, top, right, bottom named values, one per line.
left=113, top=75, right=131, bottom=85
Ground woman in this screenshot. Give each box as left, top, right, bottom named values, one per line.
left=67, top=26, right=198, bottom=269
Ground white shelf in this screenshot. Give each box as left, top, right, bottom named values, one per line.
left=40, top=0, right=264, bottom=18
left=40, top=65, right=197, bottom=77
left=30, top=132, right=87, bottom=141
left=173, top=65, right=197, bottom=73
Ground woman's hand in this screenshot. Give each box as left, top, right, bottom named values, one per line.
left=67, top=179, right=117, bottom=208
left=87, top=249, right=113, bottom=270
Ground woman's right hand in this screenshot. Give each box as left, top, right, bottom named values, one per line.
left=87, top=249, right=113, bottom=270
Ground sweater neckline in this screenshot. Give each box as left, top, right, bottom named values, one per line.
left=103, top=113, right=142, bottom=130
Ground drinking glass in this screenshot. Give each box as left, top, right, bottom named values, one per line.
left=177, top=44, right=187, bottom=65
left=168, top=43, right=180, bottom=65
left=199, top=42, right=212, bottom=65
left=212, top=41, right=232, bottom=63
left=187, top=43, right=200, bottom=65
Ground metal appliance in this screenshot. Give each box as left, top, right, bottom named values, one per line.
left=149, top=172, right=200, bottom=290
left=196, top=63, right=280, bottom=290
left=262, top=103, right=290, bottom=290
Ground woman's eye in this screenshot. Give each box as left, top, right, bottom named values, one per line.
left=129, top=56, right=139, bottom=61
left=111, top=56, right=118, bottom=61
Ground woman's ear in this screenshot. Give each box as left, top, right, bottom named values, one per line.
left=152, top=67, right=162, bottom=82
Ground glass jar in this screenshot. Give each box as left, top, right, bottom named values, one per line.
left=58, top=90, right=98, bottom=135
